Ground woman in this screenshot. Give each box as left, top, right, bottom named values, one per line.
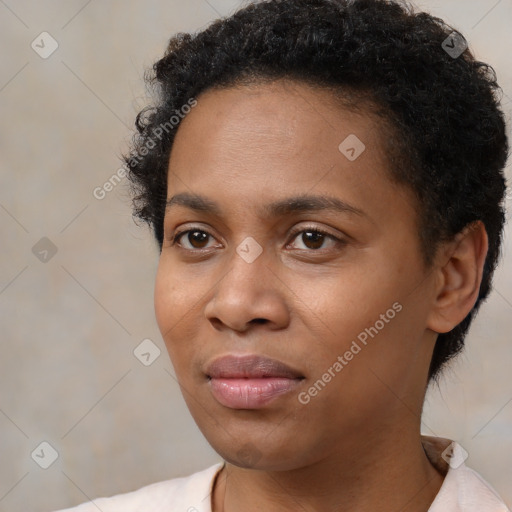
left=55, top=0, right=510, bottom=510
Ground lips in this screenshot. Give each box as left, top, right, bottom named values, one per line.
left=205, top=354, right=304, bottom=409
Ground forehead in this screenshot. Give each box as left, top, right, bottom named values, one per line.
left=172, top=80, right=383, bottom=155
left=165, top=79, right=415, bottom=223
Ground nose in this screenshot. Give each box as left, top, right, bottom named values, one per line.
left=204, top=246, right=290, bottom=333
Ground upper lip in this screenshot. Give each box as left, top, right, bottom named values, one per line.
left=205, top=354, right=304, bottom=379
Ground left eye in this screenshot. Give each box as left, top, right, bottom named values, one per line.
left=288, top=228, right=339, bottom=250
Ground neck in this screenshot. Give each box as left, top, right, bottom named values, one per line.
left=212, top=430, right=445, bottom=512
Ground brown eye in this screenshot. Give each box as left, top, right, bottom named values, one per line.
left=174, top=229, right=214, bottom=249
left=301, top=231, right=325, bottom=249
left=289, top=227, right=339, bottom=251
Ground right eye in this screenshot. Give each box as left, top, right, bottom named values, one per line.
left=172, top=228, right=218, bottom=251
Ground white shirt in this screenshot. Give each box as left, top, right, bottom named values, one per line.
left=53, top=436, right=510, bottom=511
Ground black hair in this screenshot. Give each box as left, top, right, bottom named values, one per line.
left=123, top=0, right=509, bottom=382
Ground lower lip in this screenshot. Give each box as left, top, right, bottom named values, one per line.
left=209, top=377, right=302, bottom=409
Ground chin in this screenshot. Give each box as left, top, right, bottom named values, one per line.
left=205, top=430, right=311, bottom=471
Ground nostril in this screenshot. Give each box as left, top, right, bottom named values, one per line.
left=251, top=318, right=267, bottom=324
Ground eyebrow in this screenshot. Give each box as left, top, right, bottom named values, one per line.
left=165, top=192, right=366, bottom=218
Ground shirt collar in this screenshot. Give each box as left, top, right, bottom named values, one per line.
left=421, top=435, right=509, bottom=511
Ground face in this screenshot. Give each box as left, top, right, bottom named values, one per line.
left=154, top=79, right=440, bottom=471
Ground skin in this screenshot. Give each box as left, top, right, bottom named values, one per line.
left=154, top=79, right=488, bottom=511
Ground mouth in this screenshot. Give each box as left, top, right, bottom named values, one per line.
left=205, top=354, right=305, bottom=409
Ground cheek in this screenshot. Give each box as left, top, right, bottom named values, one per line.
left=305, top=266, right=393, bottom=334
left=304, top=258, right=420, bottom=368
left=154, top=261, right=191, bottom=347
left=154, top=262, right=173, bottom=332
left=154, top=259, right=208, bottom=371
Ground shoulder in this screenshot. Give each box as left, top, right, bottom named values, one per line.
left=52, top=462, right=224, bottom=512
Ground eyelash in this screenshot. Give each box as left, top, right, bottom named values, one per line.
left=170, top=224, right=344, bottom=252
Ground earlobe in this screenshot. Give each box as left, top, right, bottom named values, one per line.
left=426, top=221, right=488, bottom=334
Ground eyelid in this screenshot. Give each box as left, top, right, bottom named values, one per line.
left=287, top=224, right=343, bottom=242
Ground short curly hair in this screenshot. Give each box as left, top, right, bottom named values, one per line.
left=123, top=0, right=509, bottom=382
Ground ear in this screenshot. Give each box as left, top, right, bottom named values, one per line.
left=427, top=221, right=488, bottom=334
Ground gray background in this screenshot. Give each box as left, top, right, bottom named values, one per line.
left=0, top=1, right=510, bottom=510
